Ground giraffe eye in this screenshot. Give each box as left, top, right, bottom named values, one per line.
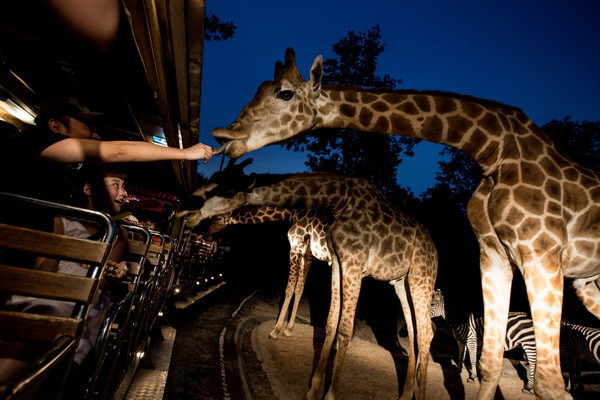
left=276, top=90, right=294, bottom=101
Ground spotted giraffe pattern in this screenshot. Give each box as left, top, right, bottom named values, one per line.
left=212, top=48, right=600, bottom=400
left=204, top=205, right=332, bottom=338
left=180, top=171, right=438, bottom=400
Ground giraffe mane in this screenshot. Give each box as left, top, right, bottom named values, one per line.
left=321, top=84, right=523, bottom=113
left=250, top=171, right=366, bottom=188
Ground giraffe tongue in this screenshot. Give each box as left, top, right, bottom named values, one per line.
left=214, top=142, right=231, bottom=155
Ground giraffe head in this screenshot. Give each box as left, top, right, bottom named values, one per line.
left=177, top=158, right=256, bottom=226
left=213, top=47, right=323, bottom=158
left=203, top=213, right=234, bottom=236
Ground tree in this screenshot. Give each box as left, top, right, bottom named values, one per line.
left=425, top=147, right=482, bottom=214
left=204, top=13, right=236, bottom=41
left=286, top=25, right=418, bottom=199
left=541, top=117, right=600, bottom=171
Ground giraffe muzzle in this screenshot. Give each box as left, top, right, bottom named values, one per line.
left=213, top=140, right=249, bottom=159
left=212, top=127, right=248, bottom=141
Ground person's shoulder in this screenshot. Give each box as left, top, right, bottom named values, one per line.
left=6, top=126, right=66, bottom=155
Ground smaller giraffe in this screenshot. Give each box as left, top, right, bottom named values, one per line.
left=178, top=161, right=438, bottom=400
left=203, top=205, right=333, bottom=339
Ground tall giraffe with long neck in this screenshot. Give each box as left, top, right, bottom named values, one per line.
left=212, top=48, right=600, bottom=400
left=204, top=205, right=333, bottom=339
left=180, top=168, right=438, bottom=400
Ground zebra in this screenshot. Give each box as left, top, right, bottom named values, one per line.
left=560, top=321, right=600, bottom=393
left=429, top=289, right=537, bottom=393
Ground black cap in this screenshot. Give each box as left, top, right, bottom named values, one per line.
left=35, top=97, right=106, bottom=127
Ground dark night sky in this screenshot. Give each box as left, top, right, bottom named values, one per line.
left=198, top=0, right=600, bottom=195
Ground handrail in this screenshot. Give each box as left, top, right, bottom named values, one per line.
left=0, top=191, right=117, bottom=321
left=0, top=336, right=76, bottom=399
left=0, top=192, right=117, bottom=245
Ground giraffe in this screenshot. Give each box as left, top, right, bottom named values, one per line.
left=179, top=165, right=438, bottom=400
left=203, top=205, right=333, bottom=339
left=211, top=47, right=600, bottom=400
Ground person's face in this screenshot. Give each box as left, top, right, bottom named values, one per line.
left=103, top=176, right=127, bottom=214
left=49, top=116, right=101, bottom=139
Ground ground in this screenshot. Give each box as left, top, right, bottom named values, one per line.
left=236, top=292, right=599, bottom=400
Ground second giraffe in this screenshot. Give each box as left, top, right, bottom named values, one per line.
left=180, top=164, right=438, bottom=400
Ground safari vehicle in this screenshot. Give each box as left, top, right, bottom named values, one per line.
left=0, top=1, right=219, bottom=399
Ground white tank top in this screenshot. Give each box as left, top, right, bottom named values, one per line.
left=57, top=217, right=92, bottom=276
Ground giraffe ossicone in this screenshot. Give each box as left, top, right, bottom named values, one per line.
left=210, top=47, right=600, bottom=400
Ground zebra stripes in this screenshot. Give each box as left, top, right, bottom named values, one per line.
left=429, top=289, right=536, bottom=393
left=560, top=321, right=600, bottom=392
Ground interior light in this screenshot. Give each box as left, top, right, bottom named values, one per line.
left=0, top=98, right=35, bottom=125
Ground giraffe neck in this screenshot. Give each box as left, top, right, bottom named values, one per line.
left=243, top=174, right=369, bottom=213
left=226, top=206, right=294, bottom=225
left=316, top=86, right=540, bottom=173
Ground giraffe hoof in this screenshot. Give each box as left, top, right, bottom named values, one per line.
left=466, top=378, right=476, bottom=383
left=283, top=330, right=293, bottom=337
left=269, top=331, right=281, bottom=339
left=521, top=388, right=534, bottom=395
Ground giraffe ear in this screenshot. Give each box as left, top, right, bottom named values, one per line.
left=244, top=173, right=257, bottom=192
left=309, top=55, right=323, bottom=98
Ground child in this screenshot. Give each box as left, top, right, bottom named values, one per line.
left=0, top=165, right=129, bottom=385
left=43, top=165, right=130, bottom=367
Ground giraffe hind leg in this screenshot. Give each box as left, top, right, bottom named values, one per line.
left=521, top=261, right=565, bottom=400
left=408, top=270, right=435, bottom=400
left=394, top=278, right=417, bottom=400
left=306, top=248, right=341, bottom=400
left=476, top=249, right=513, bottom=400
left=323, top=267, right=363, bottom=400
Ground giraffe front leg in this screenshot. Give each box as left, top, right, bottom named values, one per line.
left=270, top=250, right=301, bottom=339
left=571, top=276, right=600, bottom=319
left=522, top=261, right=565, bottom=400
left=285, top=252, right=312, bottom=337
left=306, top=251, right=341, bottom=400
left=476, top=247, right=513, bottom=400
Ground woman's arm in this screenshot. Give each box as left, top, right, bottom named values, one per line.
left=40, top=138, right=214, bottom=163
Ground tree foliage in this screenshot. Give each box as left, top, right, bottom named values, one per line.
left=285, top=25, right=418, bottom=199
left=542, top=117, right=600, bottom=171
left=204, top=13, right=236, bottom=41
left=424, top=147, right=482, bottom=214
